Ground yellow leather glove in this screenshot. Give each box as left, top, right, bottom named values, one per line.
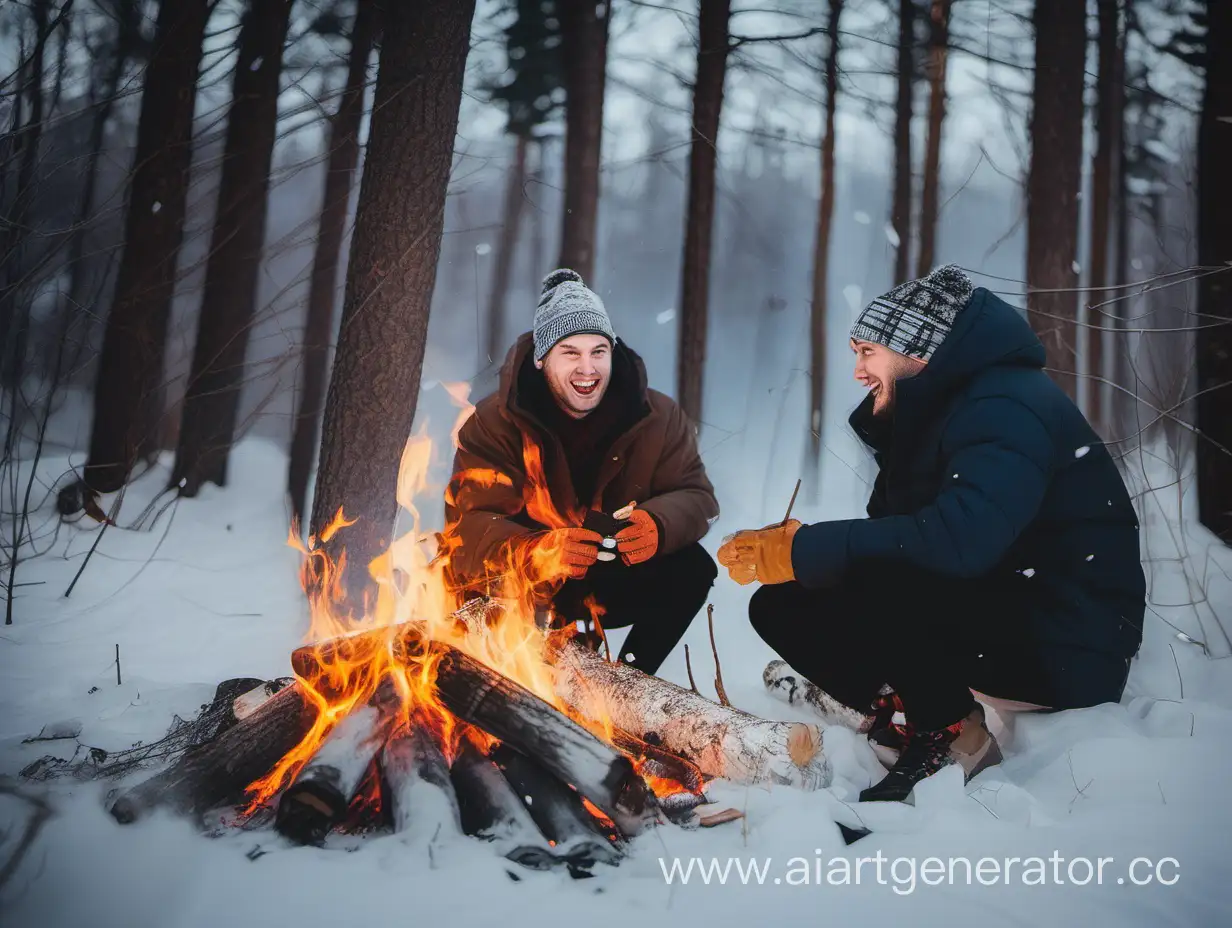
left=716, top=519, right=801, bottom=585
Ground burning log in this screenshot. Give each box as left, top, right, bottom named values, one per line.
left=109, top=681, right=319, bottom=824
left=431, top=644, right=659, bottom=837
left=275, top=705, right=388, bottom=846
left=608, top=727, right=705, bottom=795
left=554, top=643, right=831, bottom=790
left=378, top=719, right=460, bottom=838
left=450, top=739, right=560, bottom=871
left=291, top=633, right=660, bottom=837
left=491, top=744, right=624, bottom=875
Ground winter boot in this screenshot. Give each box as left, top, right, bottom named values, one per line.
left=866, top=690, right=912, bottom=765
left=762, top=660, right=898, bottom=735
left=858, top=704, right=1002, bottom=803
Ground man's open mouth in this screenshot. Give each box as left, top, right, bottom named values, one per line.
left=572, top=379, right=600, bottom=397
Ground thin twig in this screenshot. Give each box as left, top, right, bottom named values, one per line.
left=781, top=478, right=802, bottom=525
left=707, top=604, right=731, bottom=707
left=683, top=643, right=699, bottom=693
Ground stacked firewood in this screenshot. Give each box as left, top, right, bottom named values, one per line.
left=105, top=601, right=834, bottom=875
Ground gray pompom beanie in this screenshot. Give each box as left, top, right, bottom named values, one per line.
left=850, top=264, right=975, bottom=361
left=532, top=269, right=617, bottom=362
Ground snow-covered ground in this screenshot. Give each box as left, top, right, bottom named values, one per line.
left=2, top=433, right=1231, bottom=927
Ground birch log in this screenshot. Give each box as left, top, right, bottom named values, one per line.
left=554, top=643, right=830, bottom=789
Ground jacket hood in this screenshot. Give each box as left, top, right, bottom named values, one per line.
left=497, top=332, right=650, bottom=426
left=924, top=286, right=1046, bottom=384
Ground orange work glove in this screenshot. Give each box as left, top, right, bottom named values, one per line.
left=526, top=527, right=603, bottom=581
left=614, top=509, right=659, bottom=566
left=716, top=519, right=802, bottom=586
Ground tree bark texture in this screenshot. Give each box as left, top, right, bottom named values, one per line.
left=807, top=0, right=843, bottom=498
left=287, top=0, right=376, bottom=526
left=915, top=0, right=950, bottom=278
left=891, top=0, right=915, bottom=286
left=676, top=0, right=731, bottom=426
left=1086, top=0, right=1120, bottom=431
left=307, top=0, right=477, bottom=604
left=556, top=0, right=610, bottom=281
left=485, top=133, right=530, bottom=366
left=81, top=0, right=210, bottom=493
left=172, top=0, right=293, bottom=495
left=1025, top=0, right=1086, bottom=401
left=1196, top=0, right=1232, bottom=541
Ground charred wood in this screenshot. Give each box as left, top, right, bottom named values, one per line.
left=378, top=719, right=460, bottom=838
left=450, top=738, right=560, bottom=871
left=491, top=744, right=623, bottom=877
left=108, top=682, right=318, bottom=824
left=275, top=705, right=388, bottom=846
left=432, top=644, right=658, bottom=837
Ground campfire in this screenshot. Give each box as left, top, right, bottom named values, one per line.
left=105, top=388, right=831, bottom=875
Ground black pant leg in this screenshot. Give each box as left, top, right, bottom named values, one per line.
left=749, top=569, right=978, bottom=731
left=552, top=543, right=717, bottom=675
left=748, top=581, right=889, bottom=716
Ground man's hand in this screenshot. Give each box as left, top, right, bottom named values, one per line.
left=527, top=527, right=604, bottom=580
left=614, top=509, right=659, bottom=565
left=716, top=519, right=802, bottom=585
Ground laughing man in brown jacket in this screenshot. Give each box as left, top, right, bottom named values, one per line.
left=444, top=269, right=719, bottom=674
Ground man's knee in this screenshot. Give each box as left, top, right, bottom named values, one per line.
left=748, top=582, right=804, bottom=640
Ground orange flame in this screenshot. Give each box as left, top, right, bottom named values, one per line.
left=245, top=406, right=685, bottom=818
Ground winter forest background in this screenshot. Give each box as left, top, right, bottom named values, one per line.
left=1, top=0, right=1231, bottom=924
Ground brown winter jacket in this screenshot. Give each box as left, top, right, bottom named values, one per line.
left=444, top=333, right=719, bottom=583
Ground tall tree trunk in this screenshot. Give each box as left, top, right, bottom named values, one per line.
left=287, top=0, right=376, bottom=528
left=527, top=141, right=546, bottom=297
left=486, top=132, right=530, bottom=366
left=78, top=0, right=209, bottom=495
left=309, top=0, right=476, bottom=603
left=1196, top=0, right=1232, bottom=542
left=1087, top=0, right=1120, bottom=432
left=557, top=0, right=609, bottom=281
left=1025, top=0, right=1086, bottom=402
left=57, top=1, right=141, bottom=376
left=0, top=0, right=58, bottom=387
left=172, top=0, right=293, bottom=495
left=676, top=0, right=731, bottom=427
left=1111, top=0, right=1130, bottom=420
left=807, top=0, right=843, bottom=499
left=891, top=0, right=915, bottom=285
left=915, top=0, right=950, bottom=279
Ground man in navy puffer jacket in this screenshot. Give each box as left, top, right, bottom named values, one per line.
left=718, top=265, right=1144, bottom=803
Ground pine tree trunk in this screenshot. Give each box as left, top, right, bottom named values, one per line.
left=1025, top=0, right=1086, bottom=402
left=1111, top=2, right=1129, bottom=420
left=79, top=0, right=210, bottom=494
left=915, top=0, right=950, bottom=279
left=807, top=0, right=843, bottom=498
left=172, top=0, right=293, bottom=495
left=891, top=0, right=915, bottom=286
left=0, top=0, right=55, bottom=388
left=557, top=0, right=609, bottom=281
left=676, top=0, right=731, bottom=427
left=287, top=0, right=376, bottom=527
left=1196, top=0, right=1232, bottom=542
left=308, top=0, right=477, bottom=604
left=486, top=133, right=530, bottom=366
left=1087, top=0, right=1120, bottom=432
left=55, top=0, right=141, bottom=377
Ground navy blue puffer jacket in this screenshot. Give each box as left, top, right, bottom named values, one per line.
left=791, top=287, right=1145, bottom=706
